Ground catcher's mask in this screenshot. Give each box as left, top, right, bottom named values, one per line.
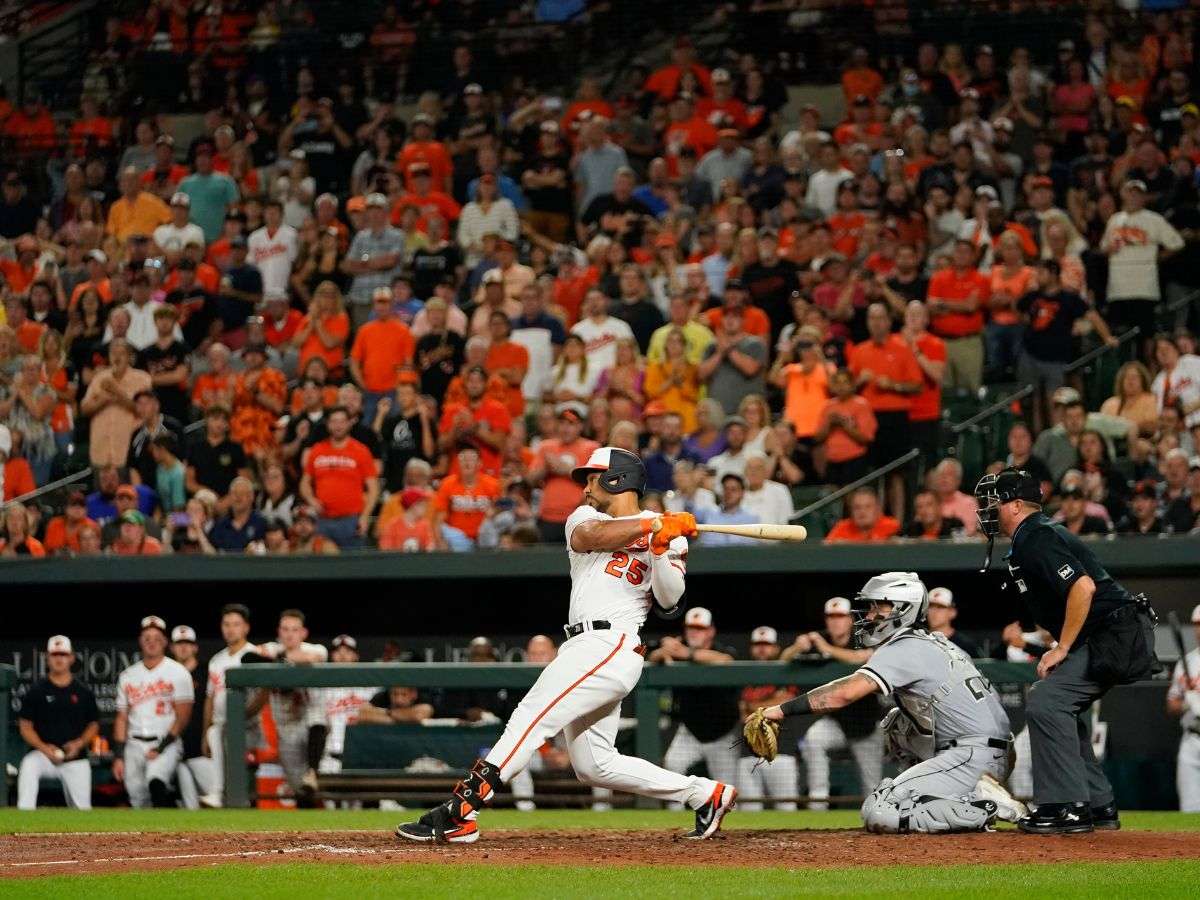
left=850, top=571, right=928, bottom=649
left=571, top=446, right=647, bottom=497
left=974, top=467, right=1041, bottom=571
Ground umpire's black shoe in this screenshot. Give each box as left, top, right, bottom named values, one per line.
left=1017, top=802, right=1094, bottom=835
left=1091, top=802, right=1121, bottom=831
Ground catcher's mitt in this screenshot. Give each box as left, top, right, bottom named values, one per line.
left=743, top=708, right=779, bottom=762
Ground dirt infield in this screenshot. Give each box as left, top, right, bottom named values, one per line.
left=3, top=828, right=1199, bottom=877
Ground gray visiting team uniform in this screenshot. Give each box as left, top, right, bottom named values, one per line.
left=857, top=629, right=1012, bottom=832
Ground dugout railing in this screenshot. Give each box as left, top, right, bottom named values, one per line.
left=218, top=660, right=1038, bottom=810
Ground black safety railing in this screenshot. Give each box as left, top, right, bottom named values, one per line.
left=1064, top=326, right=1142, bottom=413
left=947, top=384, right=1033, bottom=485
left=788, top=448, right=919, bottom=536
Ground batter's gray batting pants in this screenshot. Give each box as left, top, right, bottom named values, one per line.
left=1025, top=645, right=1115, bottom=807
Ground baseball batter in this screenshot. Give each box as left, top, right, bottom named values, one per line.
left=113, top=616, right=195, bottom=808
left=746, top=572, right=1026, bottom=833
left=397, top=447, right=735, bottom=843
left=1167, top=604, right=1200, bottom=811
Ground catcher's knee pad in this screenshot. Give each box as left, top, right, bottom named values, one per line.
left=863, top=790, right=996, bottom=834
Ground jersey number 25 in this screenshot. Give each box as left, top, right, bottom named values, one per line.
left=605, top=551, right=647, bottom=585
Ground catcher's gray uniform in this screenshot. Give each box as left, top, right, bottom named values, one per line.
left=857, top=629, right=1013, bottom=833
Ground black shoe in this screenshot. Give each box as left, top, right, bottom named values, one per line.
left=1017, top=802, right=1094, bottom=835
left=395, top=800, right=480, bottom=844
left=1091, top=802, right=1120, bottom=831
left=684, top=783, right=737, bottom=840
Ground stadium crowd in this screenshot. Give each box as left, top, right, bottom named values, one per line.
left=2, top=1, right=1200, bottom=558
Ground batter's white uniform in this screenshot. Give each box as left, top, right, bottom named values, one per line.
left=480, top=505, right=721, bottom=810
left=116, top=657, right=194, bottom=807
left=204, top=642, right=258, bottom=801
left=1169, top=648, right=1200, bottom=811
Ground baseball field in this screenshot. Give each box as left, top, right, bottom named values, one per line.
left=2, top=809, right=1199, bottom=898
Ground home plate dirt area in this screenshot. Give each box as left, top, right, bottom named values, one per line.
left=3, top=828, right=1199, bottom=876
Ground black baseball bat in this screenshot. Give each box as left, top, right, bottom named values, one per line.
left=1168, top=611, right=1193, bottom=683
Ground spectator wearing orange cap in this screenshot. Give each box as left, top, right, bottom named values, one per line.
left=528, top=404, right=599, bottom=543
left=432, top=446, right=501, bottom=544
left=379, top=488, right=438, bottom=551
left=349, top=286, right=416, bottom=424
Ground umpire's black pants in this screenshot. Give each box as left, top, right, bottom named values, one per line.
left=1025, top=645, right=1115, bottom=807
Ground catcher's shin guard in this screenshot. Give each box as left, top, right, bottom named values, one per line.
left=395, top=758, right=503, bottom=844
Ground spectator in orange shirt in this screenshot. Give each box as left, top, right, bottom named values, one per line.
left=0, top=234, right=41, bottom=295
left=663, top=94, right=719, bottom=178
left=42, top=490, right=98, bottom=555
left=0, top=502, right=45, bottom=557
left=293, top=281, right=351, bottom=377
left=2, top=95, right=56, bottom=153
left=823, top=487, right=900, bottom=544
left=484, top=310, right=530, bottom=418
left=391, top=163, right=461, bottom=229
left=437, top=365, right=512, bottom=477
left=899, top=300, right=947, bottom=469
left=0, top=424, right=36, bottom=501
left=69, top=95, right=114, bottom=156
left=925, top=239, right=989, bottom=392
left=379, top=487, right=438, bottom=552
left=770, top=325, right=831, bottom=441
left=109, top=510, right=163, bottom=555
left=528, top=405, right=599, bottom=543
left=192, top=342, right=236, bottom=413
left=230, top=343, right=287, bottom=456
left=848, top=303, right=923, bottom=515
left=695, top=68, right=749, bottom=131
left=69, top=250, right=114, bottom=308
left=561, top=77, right=615, bottom=145
left=985, top=230, right=1035, bottom=383
left=5, top=295, right=46, bottom=352
left=300, top=406, right=380, bottom=549
left=841, top=47, right=884, bottom=105
left=396, top=114, right=454, bottom=192
left=432, top=447, right=501, bottom=544
left=643, top=37, right=713, bottom=102
left=702, top=280, right=770, bottom=339
left=827, top=183, right=868, bottom=259
left=105, top=166, right=171, bottom=246
left=349, top=286, right=416, bottom=423
left=814, top=368, right=877, bottom=486
left=833, top=95, right=885, bottom=150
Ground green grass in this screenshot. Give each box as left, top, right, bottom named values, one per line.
left=3, top=807, right=1199, bottom=834
left=4, top=861, right=1200, bottom=899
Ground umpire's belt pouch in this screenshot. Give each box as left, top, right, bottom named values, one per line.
left=1086, top=603, right=1159, bottom=685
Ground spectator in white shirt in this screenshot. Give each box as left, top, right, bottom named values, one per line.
left=740, top=453, right=794, bottom=525
left=804, top=142, right=853, bottom=217
left=570, top=287, right=634, bottom=373
left=457, top=174, right=519, bottom=268
left=153, top=193, right=205, bottom=262
left=117, top=271, right=181, bottom=351
left=247, top=199, right=299, bottom=299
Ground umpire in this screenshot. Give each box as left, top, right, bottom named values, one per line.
left=976, top=468, right=1159, bottom=834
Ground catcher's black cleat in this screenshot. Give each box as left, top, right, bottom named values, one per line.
left=684, top=783, right=737, bottom=840
left=1017, top=802, right=1094, bottom=835
left=395, top=800, right=480, bottom=844
left=1091, top=802, right=1121, bottom=831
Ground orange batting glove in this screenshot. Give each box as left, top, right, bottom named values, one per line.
left=650, top=512, right=698, bottom=555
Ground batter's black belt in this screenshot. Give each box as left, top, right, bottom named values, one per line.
left=938, top=736, right=1011, bottom=751
left=129, top=734, right=162, bottom=742
left=564, top=620, right=646, bottom=656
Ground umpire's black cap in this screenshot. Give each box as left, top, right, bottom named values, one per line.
left=975, top=467, right=1042, bottom=537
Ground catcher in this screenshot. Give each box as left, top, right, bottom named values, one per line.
left=744, top=571, right=1027, bottom=833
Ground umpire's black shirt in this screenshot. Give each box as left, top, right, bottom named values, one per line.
left=1006, top=513, right=1132, bottom=642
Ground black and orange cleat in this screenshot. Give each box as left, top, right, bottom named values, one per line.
left=395, top=799, right=480, bottom=844
left=684, top=782, right=737, bottom=840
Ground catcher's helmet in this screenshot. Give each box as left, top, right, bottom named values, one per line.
left=571, top=446, right=647, bottom=497
left=850, top=571, right=928, bottom=649
left=974, top=467, right=1042, bottom=537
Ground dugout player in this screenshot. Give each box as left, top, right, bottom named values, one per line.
left=736, top=626, right=800, bottom=811
left=751, top=572, right=1026, bottom=833
left=17, top=635, right=99, bottom=810
left=113, top=616, right=195, bottom=808
left=397, top=447, right=735, bottom=844
left=170, top=624, right=215, bottom=809
left=652, top=607, right=742, bottom=797
left=975, top=467, right=1158, bottom=834
left=1167, top=604, right=1200, bottom=811
left=202, top=603, right=259, bottom=808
